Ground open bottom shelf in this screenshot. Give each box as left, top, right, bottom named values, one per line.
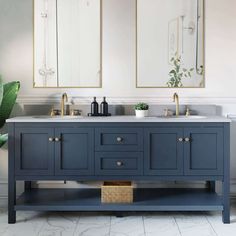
left=15, top=188, right=223, bottom=212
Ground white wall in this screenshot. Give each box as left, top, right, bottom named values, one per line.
left=1, top=0, right=236, bottom=101
left=1, top=0, right=236, bottom=204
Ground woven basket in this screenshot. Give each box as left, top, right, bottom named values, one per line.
left=101, top=181, right=133, bottom=203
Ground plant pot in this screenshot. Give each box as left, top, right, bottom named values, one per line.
left=135, top=110, right=148, bottom=118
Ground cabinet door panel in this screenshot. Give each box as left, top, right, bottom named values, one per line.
left=15, top=128, right=54, bottom=175
left=144, top=128, right=183, bottom=175
left=55, top=128, right=94, bottom=175
left=184, top=128, right=224, bottom=175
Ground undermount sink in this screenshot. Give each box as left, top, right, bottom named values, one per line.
left=32, top=115, right=83, bottom=119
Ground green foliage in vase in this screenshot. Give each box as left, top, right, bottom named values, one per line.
left=197, top=65, right=204, bottom=76
left=134, top=103, right=149, bottom=111
left=167, top=54, right=194, bottom=88
left=0, top=76, right=20, bottom=148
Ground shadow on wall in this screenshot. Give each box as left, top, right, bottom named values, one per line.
left=0, top=103, right=24, bottom=150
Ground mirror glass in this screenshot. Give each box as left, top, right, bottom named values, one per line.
left=34, top=0, right=101, bottom=88
left=137, top=0, right=205, bottom=88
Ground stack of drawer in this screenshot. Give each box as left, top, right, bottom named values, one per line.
left=95, top=128, right=144, bottom=175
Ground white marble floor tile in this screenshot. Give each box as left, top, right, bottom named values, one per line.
left=206, top=211, right=236, bottom=236
left=74, top=213, right=110, bottom=236
left=37, top=213, right=78, bottom=236
left=174, top=212, right=217, bottom=236
left=110, top=216, right=145, bottom=236
left=78, top=213, right=111, bottom=226
left=74, top=223, right=110, bottom=236
left=2, top=208, right=236, bottom=236
left=144, top=213, right=181, bottom=236
left=0, top=210, right=9, bottom=235
left=1, top=211, right=46, bottom=236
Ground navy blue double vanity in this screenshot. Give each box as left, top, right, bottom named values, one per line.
left=7, top=116, right=231, bottom=223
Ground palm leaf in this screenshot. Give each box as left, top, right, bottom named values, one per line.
left=0, top=134, right=8, bottom=148
left=0, top=76, right=3, bottom=106
left=0, top=81, right=20, bottom=129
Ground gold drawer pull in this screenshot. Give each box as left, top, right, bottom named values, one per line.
left=116, top=161, right=123, bottom=167
left=178, top=138, right=184, bottom=142
left=117, top=137, right=123, bottom=142
left=49, top=137, right=54, bottom=142
left=185, top=137, right=190, bottom=142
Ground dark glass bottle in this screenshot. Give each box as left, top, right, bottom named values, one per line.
left=100, top=97, right=108, bottom=115
left=91, top=97, right=99, bottom=115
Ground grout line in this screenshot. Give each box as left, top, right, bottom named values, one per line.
left=174, top=216, right=183, bottom=236
left=206, top=215, right=218, bottom=236
left=108, top=215, right=112, bottom=236
left=72, top=213, right=81, bottom=236
left=142, top=215, right=147, bottom=236
left=37, top=220, right=46, bottom=236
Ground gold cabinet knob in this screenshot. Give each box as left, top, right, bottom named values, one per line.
left=185, top=137, right=190, bottom=142
left=49, top=137, right=54, bottom=142
left=117, top=137, right=123, bottom=142
left=116, top=161, right=123, bottom=167
left=55, top=137, right=61, bottom=142
left=178, top=138, right=184, bottom=142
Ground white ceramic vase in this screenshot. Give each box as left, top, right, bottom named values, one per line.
left=135, top=110, right=148, bottom=118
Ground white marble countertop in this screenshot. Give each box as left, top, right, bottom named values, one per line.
left=6, top=115, right=231, bottom=123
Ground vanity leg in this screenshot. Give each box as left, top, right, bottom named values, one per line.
left=222, top=179, right=230, bottom=224
left=115, top=212, right=125, bottom=218
left=222, top=123, right=230, bottom=224
left=207, top=181, right=215, bottom=192
left=25, top=181, right=32, bottom=191
left=8, top=124, right=16, bottom=224
left=8, top=180, right=16, bottom=224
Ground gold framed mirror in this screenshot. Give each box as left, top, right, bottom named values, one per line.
left=33, top=0, right=102, bottom=88
left=136, top=0, right=205, bottom=88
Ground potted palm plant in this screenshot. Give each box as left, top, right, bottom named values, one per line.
left=0, top=76, right=20, bottom=148
left=134, top=103, right=149, bottom=118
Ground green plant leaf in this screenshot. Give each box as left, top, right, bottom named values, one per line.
left=0, top=81, right=20, bottom=129
left=134, top=103, right=149, bottom=110
left=0, top=76, right=3, bottom=106
left=169, top=70, right=176, bottom=74
left=0, top=133, right=8, bottom=148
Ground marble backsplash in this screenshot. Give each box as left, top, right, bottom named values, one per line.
left=13, top=104, right=219, bottom=117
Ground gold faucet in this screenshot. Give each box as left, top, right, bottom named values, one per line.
left=173, top=93, right=180, bottom=116
left=61, top=93, right=68, bottom=116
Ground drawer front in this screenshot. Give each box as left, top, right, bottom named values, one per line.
left=95, top=152, right=143, bottom=175
left=95, top=128, right=143, bottom=151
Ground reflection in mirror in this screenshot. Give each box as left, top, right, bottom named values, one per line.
left=34, top=0, right=101, bottom=88
left=137, top=0, right=205, bottom=88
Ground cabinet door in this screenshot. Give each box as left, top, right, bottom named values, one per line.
left=55, top=128, right=94, bottom=175
left=184, top=128, right=224, bottom=176
left=144, top=128, right=184, bottom=175
left=15, top=127, right=54, bottom=175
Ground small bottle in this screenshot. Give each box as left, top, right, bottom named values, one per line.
left=91, top=97, right=99, bottom=115
left=100, top=97, right=108, bottom=115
